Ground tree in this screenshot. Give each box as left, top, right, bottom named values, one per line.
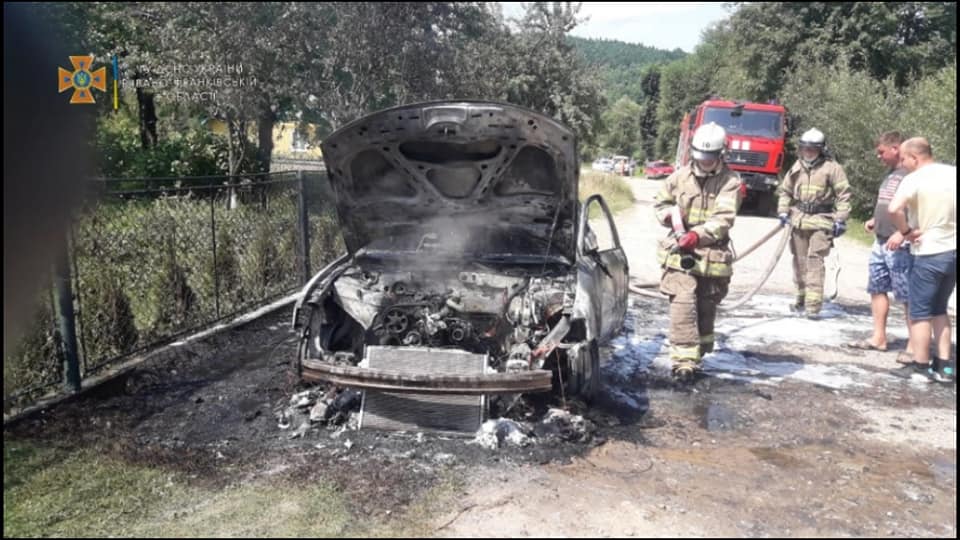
left=147, top=3, right=304, bottom=175
left=898, top=63, right=956, bottom=166
left=722, top=2, right=957, bottom=99
left=295, top=3, right=513, bottom=131
left=600, top=96, right=643, bottom=159
left=637, top=65, right=662, bottom=160
left=502, top=2, right=606, bottom=144
left=78, top=2, right=168, bottom=149
left=654, top=49, right=718, bottom=160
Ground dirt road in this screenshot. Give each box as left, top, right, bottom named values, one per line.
left=5, top=177, right=956, bottom=537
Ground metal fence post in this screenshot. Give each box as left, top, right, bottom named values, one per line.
left=53, top=238, right=81, bottom=394
left=210, top=195, right=221, bottom=319
left=68, top=223, right=89, bottom=374
left=297, top=170, right=311, bottom=284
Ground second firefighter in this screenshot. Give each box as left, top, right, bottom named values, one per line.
left=777, top=128, right=852, bottom=318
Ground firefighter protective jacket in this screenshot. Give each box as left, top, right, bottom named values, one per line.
left=777, top=158, right=852, bottom=231
left=654, top=164, right=742, bottom=277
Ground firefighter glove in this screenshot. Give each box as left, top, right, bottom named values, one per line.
left=677, top=231, right=699, bottom=252
left=832, top=221, right=847, bottom=238
left=778, top=213, right=790, bottom=227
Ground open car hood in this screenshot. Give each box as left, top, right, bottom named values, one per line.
left=321, top=101, right=579, bottom=261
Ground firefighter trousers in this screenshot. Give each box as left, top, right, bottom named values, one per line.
left=789, top=229, right=832, bottom=314
left=660, top=270, right=731, bottom=364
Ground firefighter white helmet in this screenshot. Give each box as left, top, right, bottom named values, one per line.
left=799, top=128, right=826, bottom=150
left=691, top=122, right=726, bottom=176
left=799, top=128, right=826, bottom=166
left=691, top=122, right=727, bottom=161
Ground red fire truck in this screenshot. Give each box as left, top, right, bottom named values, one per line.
left=676, top=98, right=789, bottom=215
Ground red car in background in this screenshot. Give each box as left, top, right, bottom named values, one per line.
left=644, top=160, right=674, bottom=179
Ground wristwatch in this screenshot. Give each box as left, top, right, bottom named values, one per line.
left=900, top=227, right=913, bottom=236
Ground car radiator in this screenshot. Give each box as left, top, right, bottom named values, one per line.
left=359, top=346, right=486, bottom=435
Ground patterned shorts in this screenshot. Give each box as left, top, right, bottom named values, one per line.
left=867, top=239, right=913, bottom=303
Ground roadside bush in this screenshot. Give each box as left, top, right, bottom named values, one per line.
left=245, top=220, right=285, bottom=299
left=3, top=291, right=60, bottom=409
left=214, top=227, right=244, bottom=311
left=898, top=63, right=956, bottom=166
left=95, top=110, right=254, bottom=179
left=580, top=170, right=635, bottom=215
left=310, top=209, right=347, bottom=272
left=150, top=236, right=198, bottom=335
left=78, top=269, right=139, bottom=365
left=11, top=179, right=317, bottom=400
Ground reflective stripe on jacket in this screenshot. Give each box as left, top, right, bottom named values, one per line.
left=654, top=164, right=742, bottom=277
left=777, top=158, right=851, bottom=231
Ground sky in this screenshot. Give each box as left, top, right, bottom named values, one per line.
left=499, top=2, right=731, bottom=53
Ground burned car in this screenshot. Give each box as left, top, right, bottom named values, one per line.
left=291, top=101, right=627, bottom=429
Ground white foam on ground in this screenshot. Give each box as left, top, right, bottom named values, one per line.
left=702, top=349, right=871, bottom=390
left=716, top=295, right=910, bottom=350
left=606, top=294, right=943, bottom=390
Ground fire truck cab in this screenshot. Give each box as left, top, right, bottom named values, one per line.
left=676, top=99, right=789, bottom=216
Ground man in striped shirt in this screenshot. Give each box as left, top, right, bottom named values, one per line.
left=846, top=131, right=915, bottom=359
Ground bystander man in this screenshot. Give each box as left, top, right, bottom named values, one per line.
left=846, top=132, right=914, bottom=360
left=888, top=137, right=956, bottom=383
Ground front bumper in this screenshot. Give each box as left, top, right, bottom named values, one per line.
left=739, top=172, right=779, bottom=193
left=301, top=358, right=553, bottom=394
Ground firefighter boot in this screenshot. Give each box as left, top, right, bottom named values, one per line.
left=788, top=288, right=805, bottom=314
left=672, top=361, right=700, bottom=383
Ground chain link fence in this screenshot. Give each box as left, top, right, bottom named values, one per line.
left=4, top=171, right=344, bottom=413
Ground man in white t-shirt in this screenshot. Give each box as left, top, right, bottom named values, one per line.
left=888, top=137, right=956, bottom=383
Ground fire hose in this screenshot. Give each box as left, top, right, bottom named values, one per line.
left=628, top=221, right=842, bottom=310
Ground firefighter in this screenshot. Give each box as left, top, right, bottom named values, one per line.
left=777, top=128, right=852, bottom=319
left=654, top=122, right=743, bottom=381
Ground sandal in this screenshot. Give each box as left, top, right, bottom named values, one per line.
left=896, top=350, right=917, bottom=365
left=845, top=339, right=887, bottom=352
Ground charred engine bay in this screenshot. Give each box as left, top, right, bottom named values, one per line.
left=315, top=262, right=574, bottom=374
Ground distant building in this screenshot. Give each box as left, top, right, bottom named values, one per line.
left=204, top=119, right=325, bottom=171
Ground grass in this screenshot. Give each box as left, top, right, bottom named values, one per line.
left=4, top=436, right=468, bottom=538
left=579, top=169, right=636, bottom=218
left=844, top=217, right=875, bottom=247
left=4, top=440, right=196, bottom=537
left=3, top=438, right=355, bottom=537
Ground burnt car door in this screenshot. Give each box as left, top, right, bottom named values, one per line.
left=575, top=194, right=628, bottom=342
